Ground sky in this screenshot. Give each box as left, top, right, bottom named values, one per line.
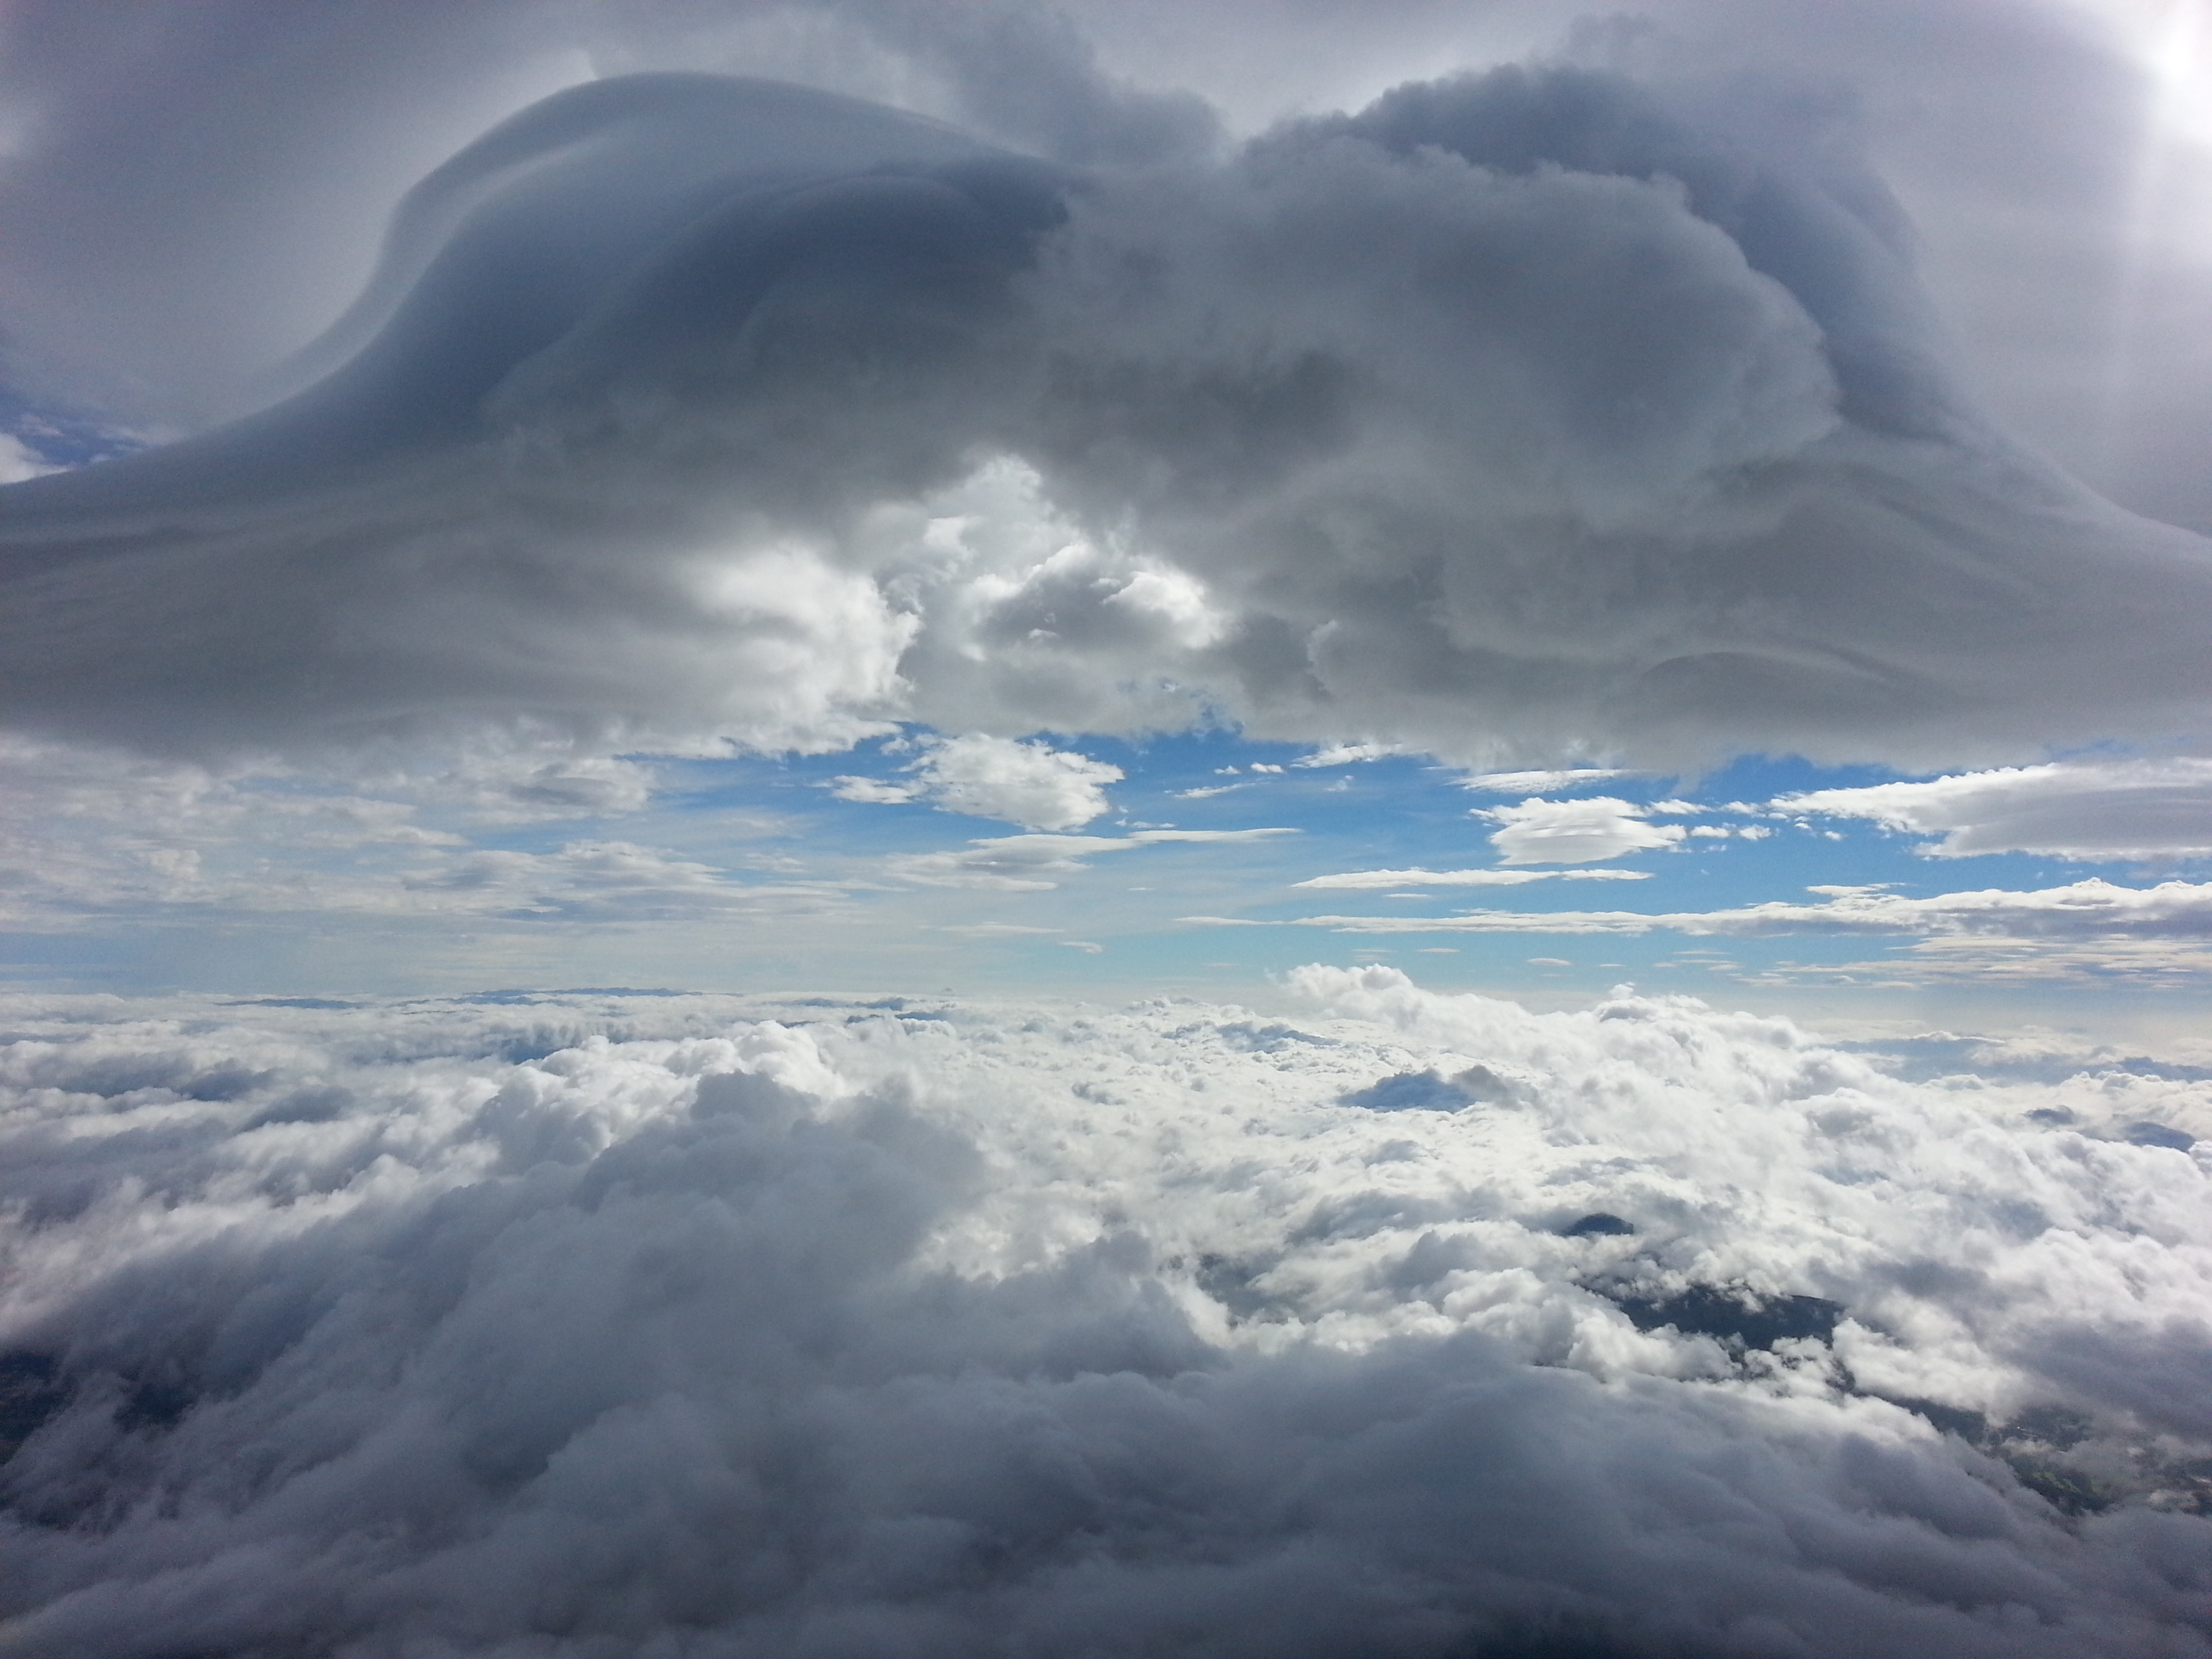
left=2, top=0, right=2212, bottom=1045
left=3, top=2, right=2211, bottom=1655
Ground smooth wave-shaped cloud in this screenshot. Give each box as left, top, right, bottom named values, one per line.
left=5, top=68, right=2209, bottom=765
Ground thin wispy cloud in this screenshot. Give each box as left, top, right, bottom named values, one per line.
left=1780, top=758, right=2212, bottom=861
left=1295, top=867, right=1654, bottom=890
left=1300, top=878, right=2212, bottom=939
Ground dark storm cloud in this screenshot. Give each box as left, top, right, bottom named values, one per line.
left=2, top=986, right=2208, bottom=1656
left=3, top=2, right=2210, bottom=770
left=0, top=0, right=582, bottom=426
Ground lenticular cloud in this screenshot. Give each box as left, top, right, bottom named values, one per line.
left=5, top=66, right=2211, bottom=768
left=2, top=976, right=2207, bottom=1657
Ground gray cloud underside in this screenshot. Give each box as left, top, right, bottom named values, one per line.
left=5, top=62, right=2211, bottom=769
left=1, top=978, right=2208, bottom=1656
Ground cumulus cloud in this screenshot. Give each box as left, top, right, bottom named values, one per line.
left=834, top=731, right=1123, bottom=828
left=7, top=39, right=2212, bottom=771
left=1, top=981, right=2207, bottom=1655
left=1478, top=796, right=1687, bottom=865
left=1780, top=758, right=2212, bottom=861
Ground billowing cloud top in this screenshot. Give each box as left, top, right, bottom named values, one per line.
left=3, top=979, right=2209, bottom=1656
left=6, top=59, right=2212, bottom=769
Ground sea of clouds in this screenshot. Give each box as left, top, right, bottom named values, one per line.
left=4, top=972, right=2207, bottom=1657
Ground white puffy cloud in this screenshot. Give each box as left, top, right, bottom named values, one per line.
left=1781, top=758, right=2212, bottom=861
left=0, top=979, right=2206, bottom=1655
left=837, top=732, right=1123, bottom=829
left=1478, top=796, right=1688, bottom=865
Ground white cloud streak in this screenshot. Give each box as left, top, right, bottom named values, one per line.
left=1780, top=758, right=2212, bottom=861
left=1458, top=767, right=1631, bottom=793
left=1303, top=878, right=2212, bottom=939
left=1295, top=867, right=1654, bottom=890
left=892, top=825, right=1295, bottom=888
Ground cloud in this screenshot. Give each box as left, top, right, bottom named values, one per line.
left=1300, top=878, right=2212, bottom=950
left=393, top=841, right=848, bottom=923
left=1477, top=797, right=1688, bottom=865
left=890, top=831, right=1132, bottom=890
left=0, top=434, right=60, bottom=485
left=1752, top=933, right=2212, bottom=990
left=0, top=981, right=2207, bottom=1654
left=8, top=48, right=2212, bottom=772
left=834, top=732, right=1122, bottom=829
left=889, top=824, right=1294, bottom=888
left=1295, top=867, right=1654, bottom=890
left=459, top=754, right=658, bottom=821
left=828, top=774, right=922, bottom=806
left=0, top=736, right=823, bottom=930
left=1292, top=743, right=1408, bottom=768
left=1458, top=767, right=1632, bottom=794
left=1780, top=758, right=2212, bottom=861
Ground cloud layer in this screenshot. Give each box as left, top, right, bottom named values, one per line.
left=1289, top=878, right=2212, bottom=987
left=1302, top=877, right=2212, bottom=938
left=1, top=979, right=2207, bottom=1656
left=1782, top=759, right=2212, bottom=862
left=7, top=49, right=2212, bottom=771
